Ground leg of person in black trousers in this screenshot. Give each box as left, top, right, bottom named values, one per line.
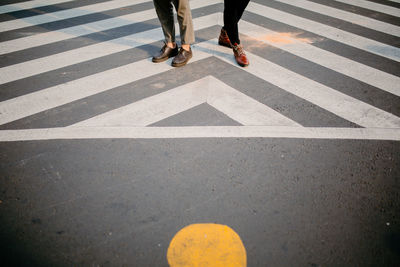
left=218, top=0, right=250, bottom=67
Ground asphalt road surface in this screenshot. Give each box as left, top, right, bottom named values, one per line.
left=0, top=0, right=399, bottom=266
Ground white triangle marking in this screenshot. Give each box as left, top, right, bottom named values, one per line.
left=72, top=76, right=301, bottom=127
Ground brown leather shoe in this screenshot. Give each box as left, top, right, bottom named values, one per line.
left=218, top=28, right=232, bottom=48
left=232, top=43, right=249, bottom=67
left=172, top=47, right=192, bottom=67
left=152, top=43, right=178, bottom=63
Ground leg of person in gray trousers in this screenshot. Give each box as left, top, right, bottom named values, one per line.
left=152, top=0, right=195, bottom=67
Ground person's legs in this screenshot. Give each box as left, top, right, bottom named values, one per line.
left=222, top=0, right=250, bottom=67
left=236, top=0, right=250, bottom=27
left=173, top=0, right=195, bottom=51
left=152, top=0, right=178, bottom=62
left=153, top=0, right=176, bottom=47
left=223, top=0, right=250, bottom=44
left=223, top=0, right=240, bottom=45
left=153, top=0, right=194, bottom=67
left=170, top=0, right=194, bottom=67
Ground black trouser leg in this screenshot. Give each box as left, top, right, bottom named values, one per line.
left=223, top=0, right=250, bottom=45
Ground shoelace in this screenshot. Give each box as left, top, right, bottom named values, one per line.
left=233, top=45, right=245, bottom=56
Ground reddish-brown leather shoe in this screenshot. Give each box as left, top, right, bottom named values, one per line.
left=232, top=43, right=249, bottom=67
left=218, top=28, right=232, bottom=48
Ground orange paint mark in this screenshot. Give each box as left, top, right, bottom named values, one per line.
left=256, top=32, right=316, bottom=44
left=167, top=223, right=247, bottom=267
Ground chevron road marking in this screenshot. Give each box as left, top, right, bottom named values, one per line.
left=73, top=76, right=300, bottom=127
left=0, top=126, right=399, bottom=142
left=247, top=2, right=400, bottom=62
left=0, top=0, right=151, bottom=32
left=334, top=0, right=400, bottom=17
left=239, top=20, right=400, bottom=97
left=0, top=0, right=220, bottom=54
left=0, top=13, right=220, bottom=85
left=1, top=38, right=399, bottom=128
left=0, top=1, right=399, bottom=142
left=197, top=40, right=400, bottom=128
left=274, top=0, right=400, bottom=36
left=0, top=0, right=75, bottom=15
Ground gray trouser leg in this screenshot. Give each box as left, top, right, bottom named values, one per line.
left=172, top=0, right=195, bottom=44
left=153, top=0, right=195, bottom=45
left=153, top=0, right=175, bottom=43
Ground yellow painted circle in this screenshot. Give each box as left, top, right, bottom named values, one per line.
left=167, top=223, right=247, bottom=267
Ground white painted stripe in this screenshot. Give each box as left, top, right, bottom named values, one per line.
left=0, top=126, right=399, bottom=141
left=239, top=20, right=400, bottom=96
left=0, top=0, right=75, bottom=15
left=275, top=0, right=400, bottom=36
left=247, top=2, right=400, bottom=62
left=0, top=0, right=220, bottom=55
left=74, top=76, right=300, bottom=127
left=334, top=0, right=400, bottom=17
left=198, top=40, right=400, bottom=128
left=388, top=0, right=400, bottom=4
left=0, top=13, right=219, bottom=85
left=0, top=0, right=150, bottom=32
left=0, top=51, right=211, bottom=126
left=0, top=8, right=154, bottom=55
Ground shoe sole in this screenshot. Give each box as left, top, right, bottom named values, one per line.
left=171, top=54, right=193, bottom=67
left=152, top=52, right=179, bottom=63
left=238, top=62, right=249, bottom=67
left=152, top=57, right=169, bottom=63
left=218, top=40, right=232, bottom=48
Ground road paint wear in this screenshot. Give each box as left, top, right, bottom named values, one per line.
left=247, top=2, right=400, bottom=62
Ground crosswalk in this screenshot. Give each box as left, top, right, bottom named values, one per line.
left=0, top=0, right=76, bottom=15
left=0, top=0, right=399, bottom=141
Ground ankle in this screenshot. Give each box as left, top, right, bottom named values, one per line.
left=167, top=42, right=176, bottom=49
left=182, top=44, right=191, bottom=51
